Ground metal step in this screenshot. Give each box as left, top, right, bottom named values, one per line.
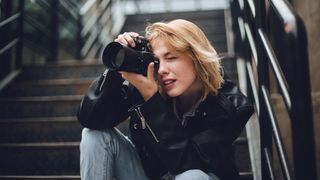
left=18, top=61, right=105, bottom=81
left=0, top=142, right=79, bottom=175
left=0, top=175, right=80, bottom=180
left=121, top=10, right=228, bottom=53
left=0, top=95, right=82, bottom=118
left=1, top=78, right=93, bottom=97
left=0, top=117, right=82, bottom=143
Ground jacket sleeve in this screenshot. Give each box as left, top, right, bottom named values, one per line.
left=77, top=69, right=134, bottom=129
left=129, top=83, right=254, bottom=176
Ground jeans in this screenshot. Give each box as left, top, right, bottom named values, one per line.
left=80, top=128, right=220, bottom=180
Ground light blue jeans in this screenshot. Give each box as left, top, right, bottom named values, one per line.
left=80, top=128, right=220, bottom=180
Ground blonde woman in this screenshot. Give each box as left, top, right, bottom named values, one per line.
left=78, top=19, right=253, bottom=180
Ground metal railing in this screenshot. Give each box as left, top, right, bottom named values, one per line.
left=0, top=0, right=24, bottom=90
left=230, top=0, right=316, bottom=179
left=22, top=0, right=118, bottom=61
left=78, top=0, right=125, bottom=58
left=0, top=0, right=124, bottom=90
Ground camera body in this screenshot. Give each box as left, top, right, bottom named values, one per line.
left=102, top=36, right=158, bottom=76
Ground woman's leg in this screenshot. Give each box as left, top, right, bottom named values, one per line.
left=174, top=169, right=220, bottom=180
left=80, top=127, right=148, bottom=180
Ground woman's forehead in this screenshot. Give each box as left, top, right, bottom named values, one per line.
left=151, top=39, right=169, bottom=52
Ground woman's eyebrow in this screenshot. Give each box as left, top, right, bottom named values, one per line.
left=163, top=52, right=171, bottom=57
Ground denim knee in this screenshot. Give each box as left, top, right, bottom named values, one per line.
left=175, top=169, right=220, bottom=180
left=80, top=128, right=115, bottom=154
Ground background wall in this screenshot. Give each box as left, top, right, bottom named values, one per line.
left=290, top=0, right=320, bottom=178
left=291, top=0, right=320, bottom=92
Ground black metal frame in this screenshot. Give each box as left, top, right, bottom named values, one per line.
left=230, top=0, right=316, bottom=179
left=0, top=0, right=24, bottom=82
left=0, top=0, right=117, bottom=87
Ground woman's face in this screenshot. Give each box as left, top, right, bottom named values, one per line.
left=152, top=38, right=202, bottom=98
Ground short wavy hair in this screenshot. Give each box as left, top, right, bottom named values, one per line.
left=145, top=19, right=224, bottom=97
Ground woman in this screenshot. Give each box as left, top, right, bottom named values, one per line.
left=78, top=19, right=254, bottom=180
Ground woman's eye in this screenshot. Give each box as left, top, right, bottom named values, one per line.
left=167, top=56, right=177, bottom=60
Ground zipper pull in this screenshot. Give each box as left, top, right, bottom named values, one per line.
left=135, top=106, right=146, bottom=129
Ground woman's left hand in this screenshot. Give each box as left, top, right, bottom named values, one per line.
left=120, top=63, right=158, bottom=101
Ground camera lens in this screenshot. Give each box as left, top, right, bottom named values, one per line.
left=102, top=41, right=155, bottom=75
left=112, top=48, right=125, bottom=68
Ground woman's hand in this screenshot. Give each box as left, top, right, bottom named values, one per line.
left=120, top=63, right=158, bottom=101
left=115, top=32, right=139, bottom=47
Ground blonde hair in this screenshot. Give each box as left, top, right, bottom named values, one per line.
left=145, top=19, right=224, bottom=97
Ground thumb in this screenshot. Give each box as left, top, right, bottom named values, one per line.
left=147, top=62, right=155, bottom=81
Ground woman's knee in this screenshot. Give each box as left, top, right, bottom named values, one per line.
left=80, top=128, right=114, bottom=153
left=175, top=169, right=220, bottom=180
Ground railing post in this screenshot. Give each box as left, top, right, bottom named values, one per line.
left=255, top=1, right=272, bottom=179
left=16, top=0, right=25, bottom=68
left=48, top=0, right=59, bottom=61
left=0, top=0, right=13, bottom=79
left=76, top=13, right=83, bottom=60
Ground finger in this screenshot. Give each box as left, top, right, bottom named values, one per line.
left=128, top=32, right=139, bottom=37
left=123, top=32, right=136, bottom=47
left=147, top=63, right=155, bottom=81
left=119, top=71, right=129, bottom=80
left=120, top=71, right=142, bottom=83
left=115, top=34, right=129, bottom=46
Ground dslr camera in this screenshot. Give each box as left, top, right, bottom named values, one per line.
left=102, top=36, right=158, bottom=76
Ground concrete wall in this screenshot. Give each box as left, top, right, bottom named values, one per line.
left=271, top=93, right=319, bottom=179
left=290, top=0, right=320, bottom=178
left=291, top=0, right=320, bottom=92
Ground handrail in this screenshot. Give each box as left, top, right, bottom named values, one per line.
left=263, top=148, right=275, bottom=180
left=230, top=0, right=316, bottom=179
left=0, top=0, right=24, bottom=89
left=0, top=38, right=19, bottom=55
left=258, top=30, right=291, bottom=111
left=0, top=13, right=21, bottom=28
left=79, top=0, right=122, bottom=58
left=0, top=0, right=123, bottom=92
left=261, top=86, right=291, bottom=180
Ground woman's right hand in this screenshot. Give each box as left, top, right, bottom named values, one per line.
left=115, top=32, right=140, bottom=48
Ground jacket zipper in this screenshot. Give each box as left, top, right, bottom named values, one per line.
left=135, top=107, right=160, bottom=143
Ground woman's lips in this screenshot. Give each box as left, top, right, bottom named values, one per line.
left=163, top=79, right=176, bottom=90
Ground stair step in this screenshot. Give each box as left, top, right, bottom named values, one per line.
left=18, top=61, right=105, bottom=80
left=0, top=173, right=252, bottom=180
left=235, top=138, right=252, bottom=173
left=121, top=10, right=228, bottom=53
left=124, top=10, right=226, bottom=25
left=1, top=78, right=93, bottom=97
left=0, top=95, right=82, bottom=118
left=0, top=174, right=251, bottom=180
left=0, top=142, right=79, bottom=175
left=0, top=117, right=82, bottom=143
left=239, top=172, right=253, bottom=180
left=0, top=175, right=80, bottom=180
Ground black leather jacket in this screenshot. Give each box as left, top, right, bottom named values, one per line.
left=77, top=69, right=254, bottom=180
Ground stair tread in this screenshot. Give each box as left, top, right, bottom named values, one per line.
left=0, top=95, right=83, bottom=102
left=0, top=142, right=79, bottom=148
left=12, top=78, right=94, bottom=86
left=0, top=116, right=77, bottom=123
left=0, top=175, right=80, bottom=178
left=22, top=60, right=102, bottom=67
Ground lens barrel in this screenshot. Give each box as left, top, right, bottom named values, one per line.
left=102, top=42, right=156, bottom=75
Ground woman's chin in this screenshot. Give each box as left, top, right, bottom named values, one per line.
left=165, top=89, right=181, bottom=98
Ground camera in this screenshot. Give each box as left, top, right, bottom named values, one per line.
left=102, top=36, right=158, bottom=76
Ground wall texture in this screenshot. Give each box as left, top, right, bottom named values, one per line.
left=290, top=0, right=320, bottom=178
left=291, top=0, right=320, bottom=92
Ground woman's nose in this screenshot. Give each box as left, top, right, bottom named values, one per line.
left=157, top=61, right=169, bottom=75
